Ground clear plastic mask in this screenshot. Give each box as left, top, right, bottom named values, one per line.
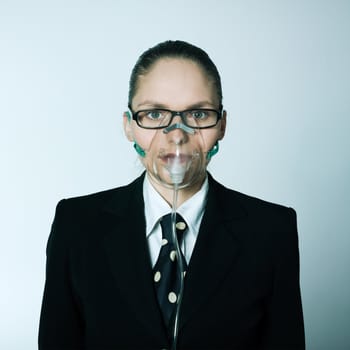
left=139, top=121, right=213, bottom=189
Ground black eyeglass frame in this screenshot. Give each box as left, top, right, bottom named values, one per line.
left=128, top=107, right=224, bottom=130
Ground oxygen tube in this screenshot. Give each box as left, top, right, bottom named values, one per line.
left=165, top=145, right=190, bottom=350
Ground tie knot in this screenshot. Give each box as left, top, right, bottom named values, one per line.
left=160, top=213, right=187, bottom=242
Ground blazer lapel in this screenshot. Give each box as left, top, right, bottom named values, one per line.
left=180, top=175, right=246, bottom=329
left=100, top=175, right=168, bottom=342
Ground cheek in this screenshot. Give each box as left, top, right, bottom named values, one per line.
left=198, top=128, right=222, bottom=150
left=132, top=127, right=157, bottom=149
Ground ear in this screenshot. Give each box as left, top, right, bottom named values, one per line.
left=218, top=110, right=227, bottom=140
left=123, top=111, right=134, bottom=142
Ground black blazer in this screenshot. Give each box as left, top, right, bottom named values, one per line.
left=39, top=173, right=305, bottom=349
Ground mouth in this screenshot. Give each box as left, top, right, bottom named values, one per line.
left=159, top=153, right=192, bottom=165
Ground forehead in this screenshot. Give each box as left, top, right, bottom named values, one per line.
left=132, top=58, right=218, bottom=109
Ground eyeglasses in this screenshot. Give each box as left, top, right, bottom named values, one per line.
left=130, top=108, right=223, bottom=129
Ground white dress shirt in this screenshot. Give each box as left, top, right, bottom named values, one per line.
left=143, top=173, right=208, bottom=267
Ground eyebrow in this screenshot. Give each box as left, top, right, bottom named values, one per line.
left=135, top=100, right=217, bottom=110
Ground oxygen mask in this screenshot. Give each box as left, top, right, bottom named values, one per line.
left=145, top=122, right=208, bottom=189
left=157, top=144, right=199, bottom=186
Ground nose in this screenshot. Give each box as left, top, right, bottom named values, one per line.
left=171, top=113, right=183, bottom=125
left=167, top=124, right=188, bottom=145
left=163, top=117, right=191, bottom=146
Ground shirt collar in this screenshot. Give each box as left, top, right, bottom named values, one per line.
left=143, top=173, right=208, bottom=238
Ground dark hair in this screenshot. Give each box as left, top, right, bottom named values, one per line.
left=128, top=40, right=223, bottom=108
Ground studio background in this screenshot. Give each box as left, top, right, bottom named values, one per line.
left=1, top=0, right=349, bottom=349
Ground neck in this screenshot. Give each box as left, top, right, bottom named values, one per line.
left=147, top=172, right=206, bottom=208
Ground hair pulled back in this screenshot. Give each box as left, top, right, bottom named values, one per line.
left=128, top=40, right=223, bottom=108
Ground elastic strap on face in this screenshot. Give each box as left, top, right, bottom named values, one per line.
left=206, top=141, right=219, bottom=159
left=133, top=141, right=146, bottom=157
left=125, top=109, right=146, bottom=157
left=125, top=109, right=132, bottom=121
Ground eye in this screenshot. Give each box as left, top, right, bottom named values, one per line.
left=145, top=110, right=164, bottom=120
left=190, top=110, right=209, bottom=119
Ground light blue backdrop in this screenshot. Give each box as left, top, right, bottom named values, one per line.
left=1, top=1, right=349, bottom=349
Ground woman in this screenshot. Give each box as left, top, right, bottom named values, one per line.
left=39, top=40, right=305, bottom=349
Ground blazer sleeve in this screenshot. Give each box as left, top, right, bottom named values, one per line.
left=38, top=200, right=85, bottom=350
left=262, top=208, right=305, bottom=349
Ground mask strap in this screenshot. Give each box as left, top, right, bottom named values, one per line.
left=207, top=141, right=219, bottom=159
left=125, top=109, right=132, bottom=121
left=125, top=109, right=146, bottom=157
left=133, top=141, right=146, bottom=157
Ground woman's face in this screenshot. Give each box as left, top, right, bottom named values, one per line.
left=124, top=58, right=226, bottom=188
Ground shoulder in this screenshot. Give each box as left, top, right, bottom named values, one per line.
left=207, top=175, right=299, bottom=254
left=47, top=174, right=145, bottom=250
left=54, top=173, right=144, bottom=216
left=208, top=173, right=297, bottom=227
